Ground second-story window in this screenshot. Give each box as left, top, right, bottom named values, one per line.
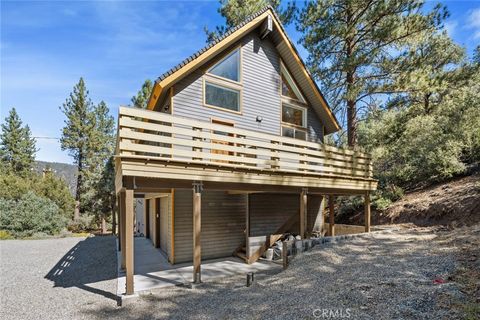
left=203, top=48, right=242, bottom=113
left=280, top=61, right=308, bottom=141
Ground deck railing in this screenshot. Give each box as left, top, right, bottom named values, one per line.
left=116, top=107, right=373, bottom=179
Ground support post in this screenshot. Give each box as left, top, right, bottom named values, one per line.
left=120, top=191, right=126, bottom=269
left=365, top=191, right=371, bottom=233
left=299, top=188, right=308, bottom=238
left=125, top=189, right=134, bottom=295
left=193, top=182, right=203, bottom=284
left=329, top=195, right=335, bottom=237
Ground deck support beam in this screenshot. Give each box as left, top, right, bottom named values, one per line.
left=299, top=188, right=308, bottom=238
left=120, top=191, right=126, bottom=269
left=364, top=191, right=371, bottom=233
left=125, top=189, right=135, bottom=295
left=193, top=182, right=203, bottom=284
left=329, top=195, right=335, bottom=236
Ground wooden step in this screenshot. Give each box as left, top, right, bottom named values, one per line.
left=235, top=251, right=248, bottom=262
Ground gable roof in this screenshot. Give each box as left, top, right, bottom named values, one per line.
left=147, top=6, right=340, bottom=134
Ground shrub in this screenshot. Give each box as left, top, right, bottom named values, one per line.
left=0, top=192, right=67, bottom=237
left=0, top=230, right=13, bottom=240
left=67, top=214, right=94, bottom=233
left=0, top=169, right=75, bottom=219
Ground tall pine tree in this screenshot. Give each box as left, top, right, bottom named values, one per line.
left=0, top=108, right=37, bottom=174
left=297, top=0, right=447, bottom=146
left=60, top=78, right=95, bottom=220
left=205, top=0, right=295, bottom=43
left=131, top=79, right=153, bottom=109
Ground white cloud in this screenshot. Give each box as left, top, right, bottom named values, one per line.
left=467, top=8, right=480, bottom=39
left=444, top=20, right=458, bottom=37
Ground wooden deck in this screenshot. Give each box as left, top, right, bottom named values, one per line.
left=115, top=107, right=377, bottom=193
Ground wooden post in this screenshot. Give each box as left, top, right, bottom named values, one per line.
left=125, top=189, right=134, bottom=295
left=299, top=188, right=307, bottom=238
left=193, top=182, right=202, bottom=284
left=112, top=195, right=117, bottom=236
left=120, top=191, right=126, bottom=269
left=329, top=195, right=335, bottom=237
left=246, top=193, right=250, bottom=260
left=365, top=191, right=371, bottom=233
left=282, top=241, right=288, bottom=270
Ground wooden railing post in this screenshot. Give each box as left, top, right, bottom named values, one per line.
left=329, top=195, right=335, bottom=237
left=300, top=188, right=307, bottom=238
left=193, top=182, right=203, bottom=284
left=365, top=191, right=371, bottom=232
left=125, top=189, right=135, bottom=295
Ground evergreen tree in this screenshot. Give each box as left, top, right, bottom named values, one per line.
left=0, top=108, right=37, bottom=174
left=384, top=32, right=469, bottom=113
left=297, top=0, right=447, bottom=146
left=205, top=0, right=295, bottom=43
left=60, top=78, right=95, bottom=220
left=131, top=79, right=153, bottom=109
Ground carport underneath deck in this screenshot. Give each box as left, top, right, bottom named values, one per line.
left=117, top=237, right=282, bottom=296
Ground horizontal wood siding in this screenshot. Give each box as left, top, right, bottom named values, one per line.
left=173, top=189, right=247, bottom=263
left=160, top=196, right=169, bottom=255
left=249, top=193, right=300, bottom=237
left=307, top=195, right=324, bottom=233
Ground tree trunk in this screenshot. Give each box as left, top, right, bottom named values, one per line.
left=346, top=4, right=357, bottom=148
left=101, top=216, right=107, bottom=234
left=347, top=99, right=356, bottom=147
left=74, top=154, right=83, bottom=220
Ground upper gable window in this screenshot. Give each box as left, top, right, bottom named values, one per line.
left=207, top=49, right=240, bottom=82
left=281, top=63, right=306, bottom=103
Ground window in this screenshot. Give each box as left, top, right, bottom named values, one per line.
left=282, top=103, right=306, bottom=127
left=207, top=49, right=240, bottom=82
left=203, top=48, right=242, bottom=113
left=280, top=63, right=306, bottom=103
left=282, top=126, right=307, bottom=140
left=205, top=82, right=240, bottom=112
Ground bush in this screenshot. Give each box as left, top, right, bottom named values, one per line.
left=0, top=230, right=13, bottom=240
left=0, top=169, right=75, bottom=219
left=0, top=192, right=67, bottom=237
left=67, top=214, right=94, bottom=233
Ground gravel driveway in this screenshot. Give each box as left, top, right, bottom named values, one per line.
left=1, top=227, right=476, bottom=320
left=0, top=236, right=118, bottom=320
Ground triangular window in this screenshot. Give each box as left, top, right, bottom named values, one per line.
left=208, top=49, right=240, bottom=82
left=281, top=63, right=306, bottom=103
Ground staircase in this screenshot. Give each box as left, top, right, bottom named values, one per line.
left=233, top=211, right=299, bottom=264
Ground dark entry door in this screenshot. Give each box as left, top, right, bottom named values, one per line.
left=145, top=199, right=150, bottom=239
left=155, top=198, right=161, bottom=248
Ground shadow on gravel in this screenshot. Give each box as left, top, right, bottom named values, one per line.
left=45, top=236, right=119, bottom=303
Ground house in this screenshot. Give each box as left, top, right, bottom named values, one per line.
left=115, top=6, right=377, bottom=295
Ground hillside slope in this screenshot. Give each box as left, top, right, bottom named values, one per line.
left=375, top=173, right=480, bottom=227
left=35, top=161, right=77, bottom=195
left=344, top=173, right=480, bottom=227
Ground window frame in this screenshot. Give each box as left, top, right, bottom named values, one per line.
left=280, top=60, right=306, bottom=104
left=281, top=125, right=307, bottom=141
left=203, top=46, right=243, bottom=114
left=281, top=102, right=307, bottom=129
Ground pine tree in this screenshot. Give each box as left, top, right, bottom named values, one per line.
left=0, top=108, right=37, bottom=174
left=60, top=78, right=95, bottom=220
left=384, top=32, right=468, bottom=113
left=205, top=0, right=295, bottom=43
left=131, top=79, right=153, bottom=109
left=297, top=0, right=447, bottom=146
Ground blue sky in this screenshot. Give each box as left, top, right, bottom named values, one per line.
left=1, top=0, right=479, bottom=164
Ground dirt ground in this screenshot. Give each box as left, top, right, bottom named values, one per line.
left=1, top=225, right=478, bottom=320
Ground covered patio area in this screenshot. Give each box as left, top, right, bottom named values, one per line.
left=117, top=237, right=282, bottom=296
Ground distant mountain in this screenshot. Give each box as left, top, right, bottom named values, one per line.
left=35, top=161, right=77, bottom=195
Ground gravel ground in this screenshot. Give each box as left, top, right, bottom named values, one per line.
left=0, top=236, right=117, bottom=320
left=1, top=227, right=476, bottom=320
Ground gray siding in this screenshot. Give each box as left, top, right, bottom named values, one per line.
left=172, top=31, right=324, bottom=141
left=249, top=194, right=300, bottom=237
left=249, top=193, right=324, bottom=237
left=173, top=190, right=247, bottom=263
left=160, top=196, right=169, bottom=254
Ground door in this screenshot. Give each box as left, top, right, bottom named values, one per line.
left=211, top=119, right=234, bottom=163
left=145, top=199, right=150, bottom=239
left=160, top=197, right=169, bottom=252
left=155, top=198, right=161, bottom=248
